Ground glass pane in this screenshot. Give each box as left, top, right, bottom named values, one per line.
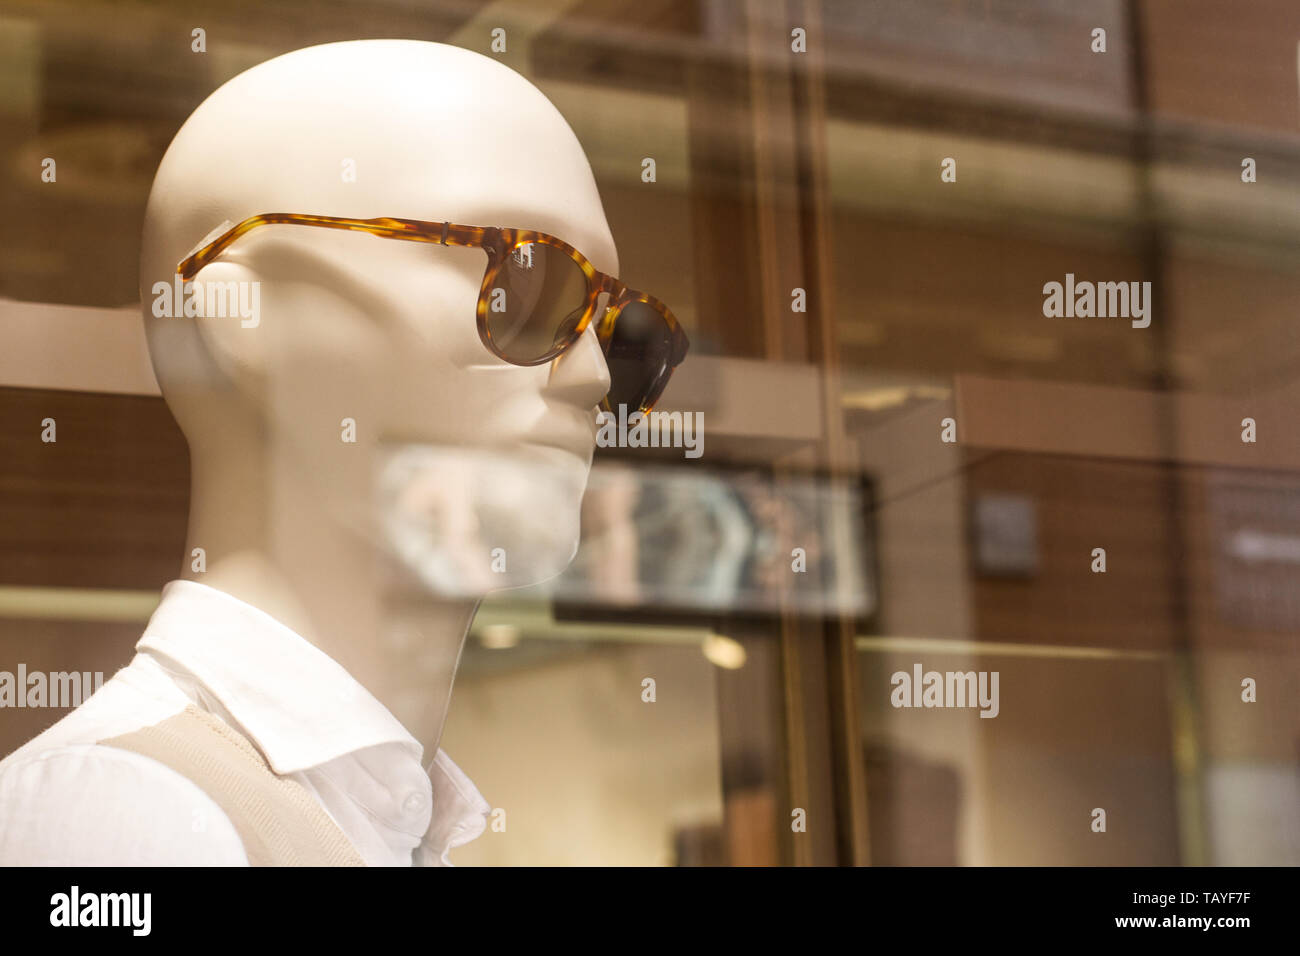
left=829, top=0, right=1300, bottom=865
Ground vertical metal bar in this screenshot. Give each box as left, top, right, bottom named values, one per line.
left=788, top=0, right=872, bottom=866
left=1124, top=0, right=1208, bottom=867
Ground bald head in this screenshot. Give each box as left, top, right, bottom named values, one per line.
left=142, top=40, right=614, bottom=287
left=139, top=39, right=615, bottom=441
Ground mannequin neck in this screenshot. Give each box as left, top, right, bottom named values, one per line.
left=179, top=424, right=478, bottom=757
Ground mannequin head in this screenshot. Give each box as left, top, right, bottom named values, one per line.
left=140, top=40, right=613, bottom=597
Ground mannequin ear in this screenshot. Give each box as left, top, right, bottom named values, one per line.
left=185, top=259, right=269, bottom=394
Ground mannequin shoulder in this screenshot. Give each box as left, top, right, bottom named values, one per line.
left=0, top=742, right=248, bottom=866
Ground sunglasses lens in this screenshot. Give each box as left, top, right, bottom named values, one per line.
left=604, top=299, right=675, bottom=412
left=486, top=240, right=590, bottom=363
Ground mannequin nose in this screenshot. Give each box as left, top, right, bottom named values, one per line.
left=545, top=321, right=610, bottom=409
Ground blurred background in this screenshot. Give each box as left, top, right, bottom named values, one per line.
left=2, top=0, right=1299, bottom=865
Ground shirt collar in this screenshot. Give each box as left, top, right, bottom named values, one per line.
left=135, top=579, right=489, bottom=865
left=420, top=750, right=491, bottom=867
left=137, top=579, right=419, bottom=775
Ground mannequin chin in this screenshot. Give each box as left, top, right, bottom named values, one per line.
left=377, top=441, right=592, bottom=595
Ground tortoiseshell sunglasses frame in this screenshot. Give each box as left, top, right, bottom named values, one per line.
left=176, top=213, right=689, bottom=413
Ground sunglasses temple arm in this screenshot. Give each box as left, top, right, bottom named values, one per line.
left=176, top=220, right=240, bottom=279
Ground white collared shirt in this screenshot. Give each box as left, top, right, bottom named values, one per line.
left=0, top=580, right=489, bottom=866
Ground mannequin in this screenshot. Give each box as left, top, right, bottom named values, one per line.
left=0, top=38, right=619, bottom=867
left=140, top=39, right=614, bottom=756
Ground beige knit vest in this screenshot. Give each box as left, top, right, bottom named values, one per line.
left=99, top=705, right=366, bottom=866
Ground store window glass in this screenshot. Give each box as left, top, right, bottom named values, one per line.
left=831, top=0, right=1300, bottom=865
left=1, top=0, right=1296, bottom=870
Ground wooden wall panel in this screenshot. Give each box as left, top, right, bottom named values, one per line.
left=0, top=386, right=188, bottom=590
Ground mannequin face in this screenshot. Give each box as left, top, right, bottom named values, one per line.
left=258, top=223, right=611, bottom=593
left=141, top=40, right=616, bottom=595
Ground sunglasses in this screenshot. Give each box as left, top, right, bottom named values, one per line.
left=176, top=213, right=689, bottom=414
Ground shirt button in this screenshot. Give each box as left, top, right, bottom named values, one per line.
left=403, top=792, right=428, bottom=815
